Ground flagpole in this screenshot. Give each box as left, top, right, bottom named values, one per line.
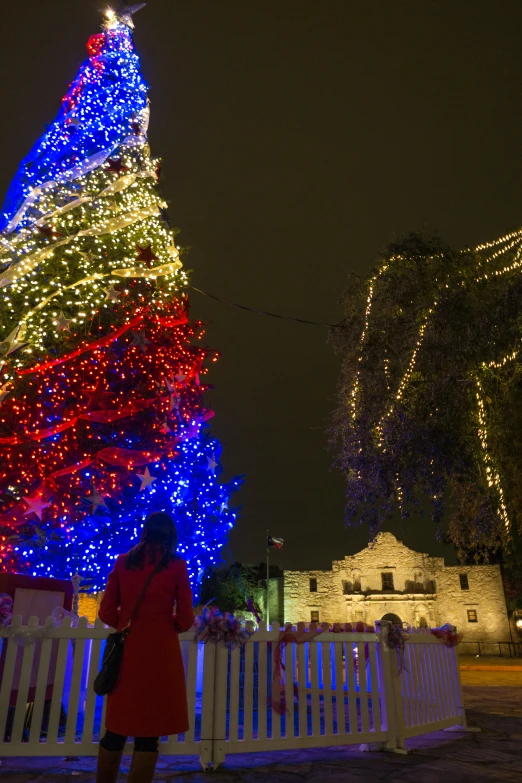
left=266, top=529, right=270, bottom=629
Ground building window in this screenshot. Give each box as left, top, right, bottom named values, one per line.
left=459, top=574, right=469, bottom=591
left=418, top=616, right=428, bottom=628
left=467, top=609, right=478, bottom=623
left=381, top=572, right=394, bottom=591
left=311, top=610, right=320, bottom=623
left=342, top=581, right=351, bottom=595
left=309, top=577, right=318, bottom=593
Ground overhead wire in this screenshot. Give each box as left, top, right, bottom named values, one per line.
left=191, top=287, right=343, bottom=328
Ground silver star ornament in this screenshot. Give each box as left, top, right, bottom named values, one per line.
left=55, top=312, right=72, bottom=332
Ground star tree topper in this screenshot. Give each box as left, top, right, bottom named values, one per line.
left=104, top=3, right=146, bottom=30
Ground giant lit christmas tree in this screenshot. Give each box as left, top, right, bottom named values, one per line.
left=0, top=4, right=239, bottom=595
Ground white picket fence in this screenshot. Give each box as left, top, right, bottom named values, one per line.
left=0, top=618, right=468, bottom=768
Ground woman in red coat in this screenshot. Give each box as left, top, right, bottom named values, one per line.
left=96, top=512, right=194, bottom=783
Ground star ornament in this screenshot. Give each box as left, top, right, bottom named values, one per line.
left=105, top=158, right=128, bottom=175
left=207, top=455, right=218, bottom=473
left=55, top=312, right=72, bottom=332
left=38, top=224, right=62, bottom=239
left=0, top=383, right=12, bottom=405
left=83, top=487, right=108, bottom=514
left=82, top=384, right=114, bottom=410
left=23, top=494, right=51, bottom=521
left=135, top=243, right=158, bottom=266
left=0, top=326, right=29, bottom=358
left=130, top=330, right=150, bottom=351
left=136, top=466, right=157, bottom=491
left=165, top=377, right=180, bottom=412
left=104, top=285, right=121, bottom=302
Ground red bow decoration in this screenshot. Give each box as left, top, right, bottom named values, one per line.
left=430, top=625, right=463, bottom=648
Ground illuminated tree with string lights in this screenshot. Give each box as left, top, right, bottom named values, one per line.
left=0, top=4, right=239, bottom=595
left=332, top=229, right=522, bottom=562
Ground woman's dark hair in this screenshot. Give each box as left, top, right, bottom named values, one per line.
left=125, top=511, right=179, bottom=570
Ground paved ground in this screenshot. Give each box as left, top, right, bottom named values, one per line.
left=1, top=672, right=522, bottom=782
left=459, top=655, right=522, bottom=671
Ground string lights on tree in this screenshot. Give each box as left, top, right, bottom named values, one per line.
left=0, top=6, right=240, bottom=595
left=332, top=230, right=522, bottom=561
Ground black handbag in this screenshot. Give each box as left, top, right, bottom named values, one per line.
left=93, top=555, right=166, bottom=696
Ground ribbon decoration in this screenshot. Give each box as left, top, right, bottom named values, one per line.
left=1, top=256, right=183, bottom=354
left=3, top=148, right=117, bottom=233
left=0, top=444, right=170, bottom=529
left=269, top=623, right=325, bottom=716
left=383, top=622, right=410, bottom=675
left=0, top=375, right=192, bottom=444
left=1, top=137, right=156, bottom=237
left=18, top=311, right=146, bottom=375
left=430, top=624, right=463, bottom=648
left=95, top=447, right=164, bottom=467
left=97, top=172, right=137, bottom=197
left=35, top=195, right=93, bottom=226
left=0, top=239, right=71, bottom=289
left=17, top=310, right=188, bottom=376
left=0, top=410, right=206, bottom=529
left=78, top=203, right=161, bottom=237
left=193, top=606, right=255, bottom=649
left=0, top=203, right=162, bottom=289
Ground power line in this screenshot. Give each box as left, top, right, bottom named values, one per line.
left=191, top=286, right=342, bottom=328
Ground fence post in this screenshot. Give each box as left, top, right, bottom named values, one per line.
left=198, top=641, right=218, bottom=770
left=379, top=624, right=408, bottom=753
left=209, top=641, right=229, bottom=769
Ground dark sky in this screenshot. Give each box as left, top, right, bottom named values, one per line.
left=2, top=1, right=522, bottom=570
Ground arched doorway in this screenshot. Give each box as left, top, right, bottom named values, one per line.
left=381, top=612, right=402, bottom=627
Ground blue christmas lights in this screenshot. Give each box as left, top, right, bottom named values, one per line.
left=16, top=432, right=241, bottom=597
left=1, top=22, right=148, bottom=231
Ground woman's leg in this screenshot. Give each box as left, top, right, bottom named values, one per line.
left=96, top=730, right=127, bottom=783
left=127, top=737, right=159, bottom=783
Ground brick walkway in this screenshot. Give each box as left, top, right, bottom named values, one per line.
left=1, top=678, right=521, bottom=782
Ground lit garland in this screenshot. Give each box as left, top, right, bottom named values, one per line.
left=338, top=226, right=522, bottom=543
left=475, top=378, right=510, bottom=531
left=371, top=230, right=522, bottom=457
left=0, top=13, right=240, bottom=595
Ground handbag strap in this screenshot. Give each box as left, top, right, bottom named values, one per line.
left=125, top=552, right=167, bottom=631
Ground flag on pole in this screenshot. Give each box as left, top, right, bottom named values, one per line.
left=267, top=536, right=284, bottom=550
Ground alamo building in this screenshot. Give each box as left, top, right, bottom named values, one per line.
left=282, top=532, right=510, bottom=642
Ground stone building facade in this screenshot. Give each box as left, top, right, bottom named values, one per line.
left=283, top=533, right=510, bottom=641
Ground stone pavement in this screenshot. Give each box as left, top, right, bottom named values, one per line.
left=459, top=655, right=522, bottom=671
left=1, top=679, right=521, bottom=782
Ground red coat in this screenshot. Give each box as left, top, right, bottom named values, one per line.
left=98, top=553, right=195, bottom=737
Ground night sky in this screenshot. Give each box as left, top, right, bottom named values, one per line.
left=2, top=1, right=522, bottom=571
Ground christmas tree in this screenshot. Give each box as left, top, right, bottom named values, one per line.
left=0, top=4, right=239, bottom=596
